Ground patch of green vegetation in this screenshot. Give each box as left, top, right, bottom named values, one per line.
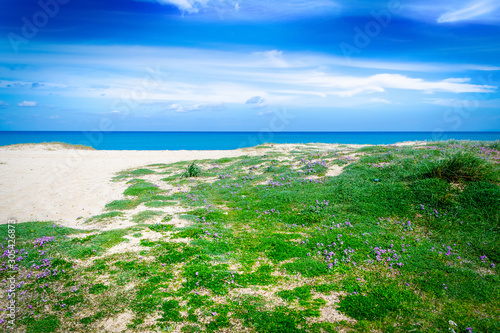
left=86, top=211, right=123, bottom=222
left=181, top=162, right=202, bottom=178
left=144, top=200, right=175, bottom=207
left=338, top=284, right=415, bottom=321
left=172, top=227, right=204, bottom=239
left=105, top=199, right=140, bottom=210
left=159, top=300, right=182, bottom=322
left=89, top=283, right=109, bottom=295
left=282, top=258, right=331, bottom=277
left=183, top=262, right=234, bottom=295
left=158, top=243, right=201, bottom=264
left=132, top=210, right=163, bottom=223
left=61, top=295, right=84, bottom=306
left=276, top=285, right=311, bottom=302
left=129, top=168, right=156, bottom=175
left=80, top=311, right=105, bottom=325
left=149, top=224, right=174, bottom=232
left=26, top=315, right=60, bottom=333
left=124, top=181, right=162, bottom=196
left=315, top=283, right=341, bottom=294
left=420, top=152, right=497, bottom=183
left=265, top=237, right=309, bottom=262
left=238, top=306, right=308, bottom=333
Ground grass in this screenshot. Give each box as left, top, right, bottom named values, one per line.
left=86, top=211, right=123, bottom=222
left=420, top=151, right=497, bottom=183
left=132, top=210, right=164, bottom=223
left=105, top=199, right=140, bottom=210
left=1, top=141, right=499, bottom=332
left=1, top=142, right=95, bottom=150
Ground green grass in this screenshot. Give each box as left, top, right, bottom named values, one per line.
left=420, top=151, right=497, bottom=183
left=132, top=210, right=163, bottom=223
left=124, top=181, right=162, bottom=196
left=129, top=168, right=156, bottom=175
left=105, top=199, right=140, bottom=210
left=3, top=141, right=499, bottom=332
left=144, top=200, right=176, bottom=208
left=86, top=211, right=123, bottom=222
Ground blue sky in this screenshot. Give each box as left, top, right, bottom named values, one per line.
left=0, top=0, right=499, bottom=131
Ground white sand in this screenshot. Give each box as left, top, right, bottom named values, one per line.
left=0, top=143, right=253, bottom=228
left=0, top=141, right=425, bottom=229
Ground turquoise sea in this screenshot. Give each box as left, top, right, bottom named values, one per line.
left=0, top=131, right=499, bottom=150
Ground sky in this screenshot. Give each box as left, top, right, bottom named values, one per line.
left=0, top=0, right=499, bottom=131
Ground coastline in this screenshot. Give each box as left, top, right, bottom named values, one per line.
left=0, top=140, right=428, bottom=228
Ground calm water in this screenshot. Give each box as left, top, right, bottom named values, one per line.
left=0, top=131, right=499, bottom=150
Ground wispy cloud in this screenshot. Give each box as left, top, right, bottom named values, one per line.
left=437, top=0, right=500, bottom=23
left=370, top=98, right=392, bottom=104
left=425, top=98, right=500, bottom=108
left=152, top=0, right=209, bottom=13
left=246, top=96, right=268, bottom=108
left=0, top=101, right=9, bottom=108
left=1, top=45, right=497, bottom=113
left=168, top=102, right=222, bottom=112
left=139, top=0, right=339, bottom=19
left=18, top=101, right=38, bottom=107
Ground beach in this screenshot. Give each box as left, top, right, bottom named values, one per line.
left=0, top=140, right=429, bottom=228
left=0, top=140, right=498, bottom=332
left=0, top=143, right=263, bottom=228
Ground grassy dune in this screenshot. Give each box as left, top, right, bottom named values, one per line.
left=1, top=140, right=499, bottom=332
left=0, top=142, right=95, bottom=150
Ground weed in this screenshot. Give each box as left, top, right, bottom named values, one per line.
left=181, top=162, right=202, bottom=178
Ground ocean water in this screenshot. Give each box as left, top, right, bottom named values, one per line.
left=0, top=131, right=499, bottom=150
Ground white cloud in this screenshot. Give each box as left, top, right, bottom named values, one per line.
left=168, top=103, right=185, bottom=112
left=252, top=50, right=288, bottom=68
left=370, top=98, right=392, bottom=104
left=437, top=0, right=499, bottom=23
left=140, top=0, right=339, bottom=19
left=245, top=96, right=268, bottom=108
left=0, top=101, right=9, bottom=108
left=3, top=44, right=498, bottom=111
left=18, top=101, right=38, bottom=107
left=154, top=0, right=209, bottom=13
left=257, top=110, right=274, bottom=116
left=168, top=102, right=222, bottom=112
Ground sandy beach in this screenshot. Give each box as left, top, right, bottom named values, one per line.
left=0, top=141, right=428, bottom=230
left=0, top=143, right=254, bottom=228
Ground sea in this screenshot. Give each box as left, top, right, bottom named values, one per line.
left=0, top=131, right=499, bottom=151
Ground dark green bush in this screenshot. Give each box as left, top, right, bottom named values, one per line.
left=181, top=162, right=201, bottom=178
left=421, top=152, right=496, bottom=183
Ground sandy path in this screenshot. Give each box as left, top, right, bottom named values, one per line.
left=0, top=145, right=252, bottom=228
